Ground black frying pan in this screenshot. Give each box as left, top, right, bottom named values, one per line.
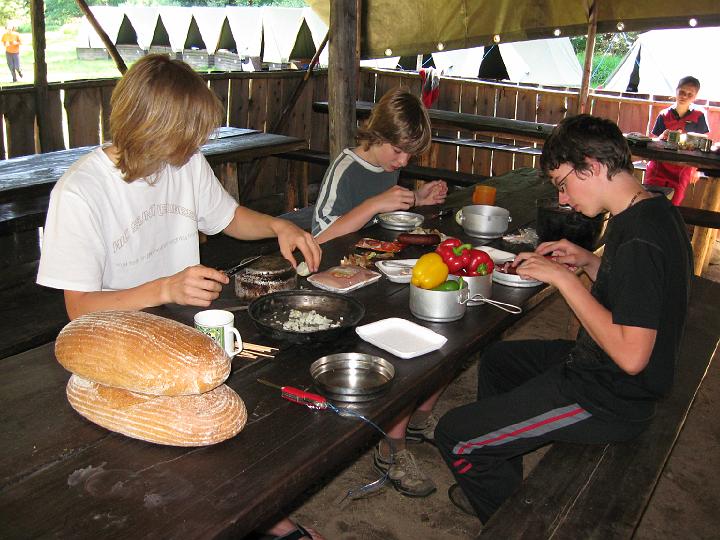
left=247, top=290, right=365, bottom=344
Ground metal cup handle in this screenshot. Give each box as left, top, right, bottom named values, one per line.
left=466, top=293, right=522, bottom=314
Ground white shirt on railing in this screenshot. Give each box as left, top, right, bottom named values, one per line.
left=37, top=147, right=238, bottom=292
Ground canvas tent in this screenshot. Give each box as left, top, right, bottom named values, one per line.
left=431, top=38, right=582, bottom=85
left=123, top=6, right=159, bottom=51
left=157, top=7, right=194, bottom=53
left=604, top=27, right=720, bottom=100
left=308, top=0, right=720, bottom=59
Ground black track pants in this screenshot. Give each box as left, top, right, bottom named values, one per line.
left=435, top=339, right=647, bottom=523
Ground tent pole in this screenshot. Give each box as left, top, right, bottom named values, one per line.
left=577, top=0, right=598, bottom=114
left=74, top=0, right=127, bottom=74
left=30, top=0, right=53, bottom=152
left=328, top=0, right=358, bottom=160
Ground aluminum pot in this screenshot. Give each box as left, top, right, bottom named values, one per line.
left=450, top=273, right=492, bottom=306
left=310, top=352, right=395, bottom=402
left=455, top=205, right=512, bottom=238
left=409, top=282, right=469, bottom=322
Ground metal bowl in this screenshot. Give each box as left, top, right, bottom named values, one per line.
left=310, top=352, right=395, bottom=402
left=377, top=211, right=424, bottom=231
left=248, top=290, right=365, bottom=344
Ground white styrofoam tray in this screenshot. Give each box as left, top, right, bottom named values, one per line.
left=375, top=259, right=417, bottom=284
left=355, top=317, right=447, bottom=359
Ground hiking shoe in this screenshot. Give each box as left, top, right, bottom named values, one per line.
left=448, top=483, right=477, bottom=516
left=373, top=445, right=437, bottom=497
left=406, top=413, right=438, bottom=444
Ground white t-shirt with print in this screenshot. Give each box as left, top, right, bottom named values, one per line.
left=37, top=147, right=238, bottom=292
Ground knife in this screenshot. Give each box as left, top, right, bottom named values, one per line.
left=222, top=255, right=262, bottom=276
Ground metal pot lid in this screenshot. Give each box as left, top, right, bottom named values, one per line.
left=242, top=255, right=293, bottom=276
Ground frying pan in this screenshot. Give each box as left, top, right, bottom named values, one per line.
left=247, top=290, right=365, bottom=344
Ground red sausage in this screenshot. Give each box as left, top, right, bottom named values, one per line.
left=396, top=233, right=441, bottom=246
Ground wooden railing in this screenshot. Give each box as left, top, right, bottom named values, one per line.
left=2, top=67, right=718, bottom=212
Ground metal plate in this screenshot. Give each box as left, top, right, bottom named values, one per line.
left=310, top=353, right=395, bottom=402
left=377, top=211, right=424, bottom=231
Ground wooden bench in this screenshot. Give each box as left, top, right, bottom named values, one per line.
left=0, top=195, right=50, bottom=235
left=278, top=148, right=490, bottom=188
left=481, top=275, right=720, bottom=539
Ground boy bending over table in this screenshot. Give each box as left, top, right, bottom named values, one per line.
left=37, top=54, right=321, bottom=322
left=435, top=115, right=692, bottom=523
left=312, top=88, right=448, bottom=498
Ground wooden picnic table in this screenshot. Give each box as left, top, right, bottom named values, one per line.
left=0, top=172, right=558, bottom=538
left=314, top=101, right=720, bottom=275
left=0, top=127, right=306, bottom=204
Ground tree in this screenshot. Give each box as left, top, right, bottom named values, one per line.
left=0, top=0, right=27, bottom=28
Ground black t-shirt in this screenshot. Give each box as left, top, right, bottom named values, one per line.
left=561, top=195, right=693, bottom=422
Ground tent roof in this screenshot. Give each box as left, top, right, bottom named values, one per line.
left=157, top=7, right=194, bottom=52
left=262, top=7, right=306, bottom=63
left=123, top=6, right=159, bottom=50
left=223, top=7, right=263, bottom=57
left=431, top=38, right=582, bottom=85
left=80, top=6, right=123, bottom=48
left=308, top=0, right=720, bottom=59
left=190, top=7, right=226, bottom=52
left=604, top=27, right=720, bottom=100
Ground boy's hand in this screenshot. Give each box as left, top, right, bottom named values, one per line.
left=271, top=219, right=322, bottom=272
left=415, top=180, right=448, bottom=206
left=162, top=265, right=228, bottom=306
left=371, top=185, right=416, bottom=213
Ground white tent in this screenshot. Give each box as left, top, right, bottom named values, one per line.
left=302, top=7, right=329, bottom=66
left=190, top=7, right=226, bottom=52
left=224, top=6, right=263, bottom=57
left=78, top=6, right=123, bottom=48
left=431, top=38, right=583, bottom=86
left=604, top=27, right=720, bottom=100
left=261, top=7, right=306, bottom=64
left=157, top=7, right=194, bottom=52
left=123, top=6, right=159, bottom=50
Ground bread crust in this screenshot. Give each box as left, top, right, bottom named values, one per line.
left=55, top=311, right=231, bottom=396
left=66, top=375, right=247, bottom=446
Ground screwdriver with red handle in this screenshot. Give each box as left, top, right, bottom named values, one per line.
left=257, top=378, right=329, bottom=410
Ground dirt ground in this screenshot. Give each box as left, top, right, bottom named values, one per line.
left=288, top=240, right=720, bottom=539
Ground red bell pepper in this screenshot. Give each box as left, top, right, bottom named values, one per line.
left=465, top=248, right=494, bottom=276
left=436, top=238, right=472, bottom=273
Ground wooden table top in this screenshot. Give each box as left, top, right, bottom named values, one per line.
left=0, top=128, right=306, bottom=204
left=313, top=101, right=720, bottom=175
left=0, top=172, right=558, bottom=538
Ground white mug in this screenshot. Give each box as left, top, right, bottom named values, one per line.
left=194, top=309, right=243, bottom=357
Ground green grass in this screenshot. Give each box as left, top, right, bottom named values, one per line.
left=576, top=53, right=624, bottom=88
left=1, top=20, right=122, bottom=86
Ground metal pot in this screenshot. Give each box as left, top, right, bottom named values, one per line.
left=451, top=273, right=492, bottom=306
left=409, top=283, right=469, bottom=322
left=310, top=352, right=395, bottom=402
left=455, top=205, right=512, bottom=239
left=248, top=290, right=365, bottom=344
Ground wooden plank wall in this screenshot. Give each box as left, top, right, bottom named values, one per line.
left=2, top=68, right=719, bottom=213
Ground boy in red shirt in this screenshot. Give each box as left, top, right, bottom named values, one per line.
left=644, top=76, right=709, bottom=205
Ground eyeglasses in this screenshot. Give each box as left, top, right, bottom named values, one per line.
left=554, top=168, right=575, bottom=194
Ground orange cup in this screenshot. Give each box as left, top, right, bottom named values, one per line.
left=472, top=185, right=497, bottom=206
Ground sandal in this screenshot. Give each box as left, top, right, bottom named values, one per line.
left=276, top=523, right=313, bottom=540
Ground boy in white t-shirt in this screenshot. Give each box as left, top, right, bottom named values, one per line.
left=37, top=54, right=321, bottom=322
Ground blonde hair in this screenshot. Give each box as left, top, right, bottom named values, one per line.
left=109, top=54, right=223, bottom=183
left=356, top=88, right=431, bottom=155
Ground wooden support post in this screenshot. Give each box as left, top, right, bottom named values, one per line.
left=30, top=0, right=50, bottom=153
left=691, top=177, right=720, bottom=276
left=74, top=0, right=127, bottom=75
left=328, top=0, right=358, bottom=160
left=577, top=0, right=598, bottom=114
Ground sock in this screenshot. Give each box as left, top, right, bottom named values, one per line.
left=380, top=436, right=406, bottom=459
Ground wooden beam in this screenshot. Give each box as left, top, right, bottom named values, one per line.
left=74, top=0, right=127, bottom=75
left=30, top=0, right=50, bottom=152
left=577, top=0, right=599, bottom=114
left=328, top=0, right=358, bottom=160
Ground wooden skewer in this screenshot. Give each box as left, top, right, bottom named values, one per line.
left=244, top=342, right=279, bottom=352
left=238, top=352, right=258, bottom=359
left=243, top=350, right=275, bottom=358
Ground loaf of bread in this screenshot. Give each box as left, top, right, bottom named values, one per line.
left=66, top=374, right=247, bottom=446
left=55, top=311, right=230, bottom=396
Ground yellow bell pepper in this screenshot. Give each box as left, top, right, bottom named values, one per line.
left=411, top=253, right=449, bottom=289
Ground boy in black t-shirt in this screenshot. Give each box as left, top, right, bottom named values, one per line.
left=435, top=115, right=693, bottom=523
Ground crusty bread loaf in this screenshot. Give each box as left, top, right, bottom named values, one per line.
left=66, top=374, right=247, bottom=446
left=55, top=311, right=230, bottom=396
